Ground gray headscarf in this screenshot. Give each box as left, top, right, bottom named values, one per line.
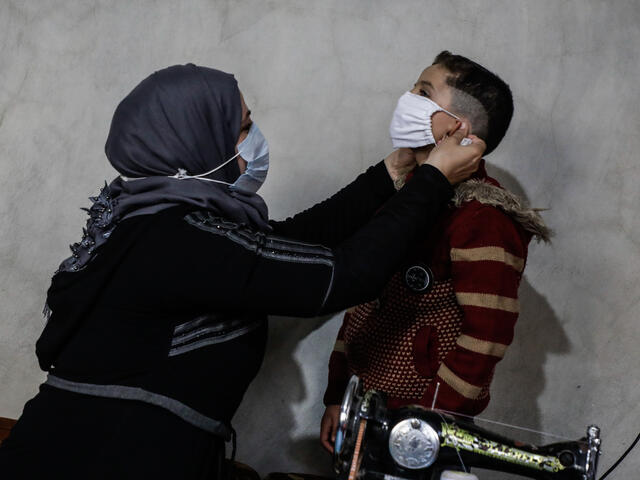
left=57, top=64, right=270, bottom=274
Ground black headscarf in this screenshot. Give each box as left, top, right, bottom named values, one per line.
left=38, top=64, right=270, bottom=370
left=57, top=63, right=270, bottom=274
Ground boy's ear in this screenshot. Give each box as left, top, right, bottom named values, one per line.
left=446, top=118, right=468, bottom=137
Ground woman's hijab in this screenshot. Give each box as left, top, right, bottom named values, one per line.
left=57, top=63, right=270, bottom=274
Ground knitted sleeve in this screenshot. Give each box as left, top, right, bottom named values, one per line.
left=323, top=311, right=353, bottom=406
left=423, top=204, right=528, bottom=415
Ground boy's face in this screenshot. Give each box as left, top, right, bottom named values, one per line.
left=410, top=64, right=461, bottom=143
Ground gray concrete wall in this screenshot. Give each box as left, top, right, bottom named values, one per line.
left=1, top=1, right=638, bottom=478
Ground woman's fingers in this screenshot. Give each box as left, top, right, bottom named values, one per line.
left=425, top=123, right=486, bottom=184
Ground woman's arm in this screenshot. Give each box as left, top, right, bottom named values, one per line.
left=270, top=149, right=417, bottom=248
left=225, top=164, right=454, bottom=317
left=269, top=161, right=395, bottom=247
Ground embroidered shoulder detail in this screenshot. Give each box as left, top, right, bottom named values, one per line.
left=184, top=211, right=335, bottom=267
left=57, top=182, right=117, bottom=274
left=453, top=179, right=553, bottom=243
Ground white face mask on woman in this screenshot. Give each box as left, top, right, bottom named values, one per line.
left=232, top=122, right=269, bottom=193
left=389, top=91, right=460, bottom=148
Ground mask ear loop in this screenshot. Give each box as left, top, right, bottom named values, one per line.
left=179, top=152, right=241, bottom=180
left=440, top=108, right=460, bottom=121
left=121, top=152, right=242, bottom=185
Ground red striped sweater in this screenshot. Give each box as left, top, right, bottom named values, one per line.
left=324, top=162, right=544, bottom=415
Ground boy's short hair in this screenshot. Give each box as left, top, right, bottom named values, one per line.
left=433, top=51, right=513, bottom=155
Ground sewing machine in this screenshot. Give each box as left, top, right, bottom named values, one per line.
left=333, top=376, right=601, bottom=480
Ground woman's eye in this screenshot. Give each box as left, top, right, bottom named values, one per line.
left=419, top=89, right=429, bottom=97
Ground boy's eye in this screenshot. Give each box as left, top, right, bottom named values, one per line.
left=419, top=89, right=429, bottom=98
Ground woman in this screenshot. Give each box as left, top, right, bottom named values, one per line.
left=0, top=64, right=484, bottom=478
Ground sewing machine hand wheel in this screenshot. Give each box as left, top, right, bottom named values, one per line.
left=333, top=375, right=364, bottom=474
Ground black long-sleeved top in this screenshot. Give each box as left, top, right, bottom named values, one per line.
left=38, top=161, right=453, bottom=438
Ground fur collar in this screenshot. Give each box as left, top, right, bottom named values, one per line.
left=453, top=179, right=552, bottom=243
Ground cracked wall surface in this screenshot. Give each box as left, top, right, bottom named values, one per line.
left=1, top=1, right=638, bottom=478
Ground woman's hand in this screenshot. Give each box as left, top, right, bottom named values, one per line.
left=384, top=148, right=417, bottom=190
left=320, top=404, right=341, bottom=453
left=418, top=123, right=486, bottom=184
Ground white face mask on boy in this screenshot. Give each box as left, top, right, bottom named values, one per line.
left=389, top=91, right=460, bottom=149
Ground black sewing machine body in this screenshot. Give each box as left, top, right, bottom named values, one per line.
left=334, top=376, right=601, bottom=480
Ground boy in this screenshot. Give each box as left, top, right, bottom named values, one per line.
left=321, top=51, right=550, bottom=453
